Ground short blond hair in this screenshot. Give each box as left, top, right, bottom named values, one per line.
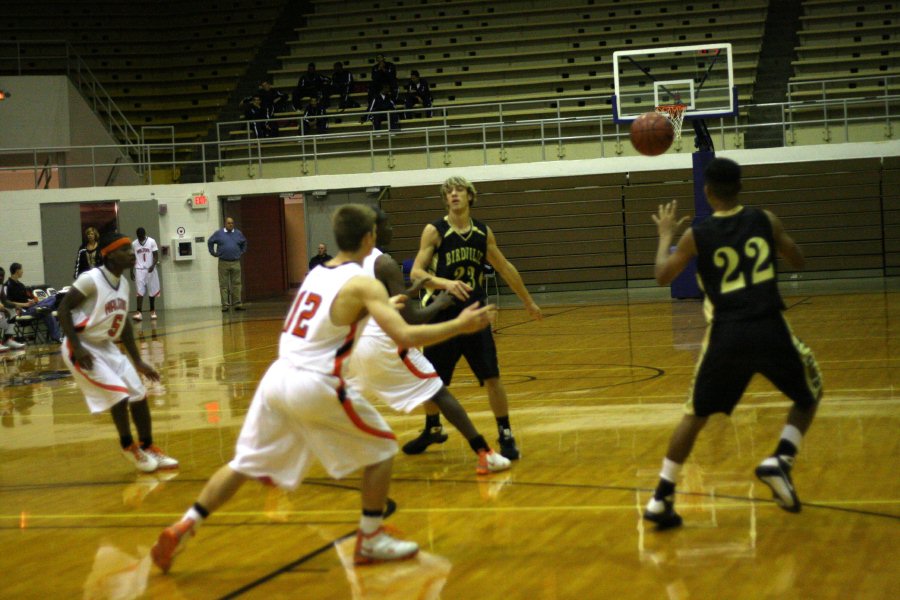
left=440, top=176, right=477, bottom=207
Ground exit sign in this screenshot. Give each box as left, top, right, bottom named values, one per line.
left=192, top=194, right=209, bottom=209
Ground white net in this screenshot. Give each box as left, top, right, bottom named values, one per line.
left=655, top=104, right=687, bottom=140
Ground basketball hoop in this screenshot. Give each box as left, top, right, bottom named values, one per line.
left=655, top=104, right=687, bottom=140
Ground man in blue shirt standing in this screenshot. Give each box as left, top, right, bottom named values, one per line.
left=207, top=217, right=248, bottom=312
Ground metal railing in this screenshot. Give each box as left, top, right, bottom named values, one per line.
left=1, top=88, right=898, bottom=187
left=0, top=40, right=143, bottom=175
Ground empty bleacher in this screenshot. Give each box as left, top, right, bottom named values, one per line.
left=222, top=0, right=767, bottom=162
left=1, top=1, right=286, bottom=146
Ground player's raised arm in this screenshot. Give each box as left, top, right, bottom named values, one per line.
left=652, top=200, right=695, bottom=285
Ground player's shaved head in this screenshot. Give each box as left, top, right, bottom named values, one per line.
left=333, top=204, right=376, bottom=251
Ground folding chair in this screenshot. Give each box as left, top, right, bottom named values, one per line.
left=13, top=313, right=49, bottom=344
left=483, top=264, right=500, bottom=308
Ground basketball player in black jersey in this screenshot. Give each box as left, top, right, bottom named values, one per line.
left=644, top=158, right=822, bottom=529
left=409, top=176, right=543, bottom=460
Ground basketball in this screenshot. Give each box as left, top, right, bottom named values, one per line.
left=630, top=112, right=675, bottom=156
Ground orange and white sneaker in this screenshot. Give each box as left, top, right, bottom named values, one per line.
left=151, top=519, right=196, bottom=573
left=476, top=448, right=511, bottom=475
left=353, top=526, right=419, bottom=565
left=143, top=445, right=179, bottom=470
left=132, top=311, right=143, bottom=321
left=122, top=443, right=158, bottom=473
left=150, top=311, right=158, bottom=320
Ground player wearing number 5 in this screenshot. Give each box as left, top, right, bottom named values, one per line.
left=644, top=158, right=822, bottom=530
left=57, top=232, right=178, bottom=474
left=410, top=176, right=542, bottom=461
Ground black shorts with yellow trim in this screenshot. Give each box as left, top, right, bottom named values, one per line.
left=688, top=312, right=822, bottom=417
left=424, top=326, right=499, bottom=386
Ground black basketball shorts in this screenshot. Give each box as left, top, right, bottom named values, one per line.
left=688, top=312, right=823, bottom=417
left=424, top=326, right=499, bottom=386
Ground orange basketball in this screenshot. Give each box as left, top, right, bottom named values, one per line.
left=629, top=112, right=675, bottom=156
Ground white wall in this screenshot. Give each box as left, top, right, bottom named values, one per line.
left=1, top=140, right=898, bottom=308
left=0, top=76, right=71, bottom=148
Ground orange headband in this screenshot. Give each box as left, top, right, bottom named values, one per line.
left=100, top=237, right=131, bottom=256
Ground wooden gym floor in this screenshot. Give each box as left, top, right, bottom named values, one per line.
left=0, top=279, right=897, bottom=599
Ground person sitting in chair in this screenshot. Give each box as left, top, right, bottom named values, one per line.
left=5, top=262, right=61, bottom=343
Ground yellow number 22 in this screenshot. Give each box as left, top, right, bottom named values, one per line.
left=712, top=236, right=775, bottom=295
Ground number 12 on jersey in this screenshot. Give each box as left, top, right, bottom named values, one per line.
left=284, top=291, right=322, bottom=338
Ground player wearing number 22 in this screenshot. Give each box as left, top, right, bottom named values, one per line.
left=57, top=232, right=178, bottom=474
left=644, top=158, right=822, bottom=530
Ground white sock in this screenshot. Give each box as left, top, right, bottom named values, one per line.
left=780, top=424, right=803, bottom=452
left=660, top=458, right=682, bottom=484
left=182, top=506, right=206, bottom=527
left=359, top=514, right=383, bottom=535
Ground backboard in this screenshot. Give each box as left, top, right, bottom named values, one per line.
left=612, top=42, right=736, bottom=123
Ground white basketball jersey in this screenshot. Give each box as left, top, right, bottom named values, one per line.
left=279, top=261, right=369, bottom=375
left=70, top=267, right=131, bottom=344
left=360, top=248, right=391, bottom=340
left=133, top=237, right=158, bottom=269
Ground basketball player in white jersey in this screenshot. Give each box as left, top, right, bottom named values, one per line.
left=347, top=208, right=510, bottom=475
left=130, top=227, right=160, bottom=320
left=151, top=205, right=495, bottom=574
left=57, top=232, right=179, bottom=474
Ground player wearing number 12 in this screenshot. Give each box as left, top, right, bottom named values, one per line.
left=57, top=232, right=178, bottom=474
left=151, top=205, right=496, bottom=574
left=644, top=158, right=822, bottom=530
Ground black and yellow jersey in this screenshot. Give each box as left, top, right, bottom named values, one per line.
left=423, top=216, right=489, bottom=312
left=693, top=205, right=786, bottom=321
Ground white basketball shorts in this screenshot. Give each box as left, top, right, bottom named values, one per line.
left=62, top=338, right=147, bottom=413
left=134, top=268, right=160, bottom=297
left=229, top=358, right=398, bottom=489
left=347, top=335, right=443, bottom=413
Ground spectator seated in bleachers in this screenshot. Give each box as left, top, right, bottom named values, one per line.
left=257, top=79, right=290, bottom=116
left=368, top=53, right=398, bottom=106
left=240, top=94, right=277, bottom=138
left=301, top=96, right=328, bottom=134
left=293, top=62, right=332, bottom=110
left=364, top=83, right=400, bottom=131
left=402, top=70, right=432, bottom=118
left=5, top=262, right=61, bottom=343
left=330, top=61, right=360, bottom=110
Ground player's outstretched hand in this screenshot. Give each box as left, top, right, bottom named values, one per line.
left=455, top=302, right=497, bottom=334
left=389, top=294, right=407, bottom=311
left=652, top=200, right=690, bottom=238
left=135, top=360, right=160, bottom=382
left=525, top=301, right=543, bottom=321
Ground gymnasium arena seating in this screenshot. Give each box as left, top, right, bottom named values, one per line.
left=788, top=0, right=900, bottom=121
left=383, top=157, right=888, bottom=293
left=231, top=0, right=767, bottom=153
left=1, top=1, right=285, bottom=149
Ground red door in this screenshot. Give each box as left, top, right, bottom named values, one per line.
left=226, top=195, right=287, bottom=300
